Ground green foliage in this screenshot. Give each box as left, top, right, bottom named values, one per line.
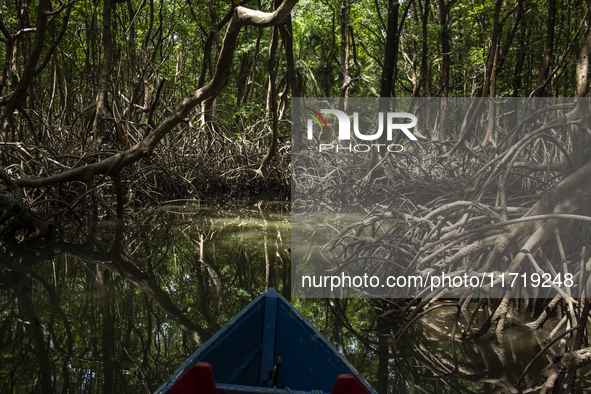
left=0, top=0, right=588, bottom=149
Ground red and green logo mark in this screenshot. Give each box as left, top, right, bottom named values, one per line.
left=303, top=107, right=329, bottom=135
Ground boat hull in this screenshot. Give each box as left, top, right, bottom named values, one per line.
left=155, top=289, right=376, bottom=394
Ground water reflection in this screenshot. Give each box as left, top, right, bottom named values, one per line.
left=296, top=297, right=591, bottom=393
left=391, top=307, right=553, bottom=393
left=0, top=202, right=290, bottom=393
left=1, top=203, right=587, bottom=392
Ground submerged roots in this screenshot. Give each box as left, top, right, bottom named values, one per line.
left=293, top=101, right=591, bottom=392
left=1, top=119, right=290, bottom=241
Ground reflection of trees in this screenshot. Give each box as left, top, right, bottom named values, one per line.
left=294, top=97, right=591, bottom=392
left=12, top=201, right=587, bottom=393
left=390, top=312, right=548, bottom=393
left=298, top=296, right=591, bottom=393
left=0, top=204, right=290, bottom=392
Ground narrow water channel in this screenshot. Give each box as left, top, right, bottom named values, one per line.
left=0, top=202, right=576, bottom=392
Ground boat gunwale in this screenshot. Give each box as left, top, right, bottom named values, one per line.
left=154, top=289, right=377, bottom=394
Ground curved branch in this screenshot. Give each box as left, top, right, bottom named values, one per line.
left=13, top=0, right=298, bottom=189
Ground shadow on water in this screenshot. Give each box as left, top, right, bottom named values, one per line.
left=1, top=202, right=586, bottom=392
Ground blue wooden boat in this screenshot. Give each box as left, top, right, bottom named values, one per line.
left=154, top=288, right=376, bottom=394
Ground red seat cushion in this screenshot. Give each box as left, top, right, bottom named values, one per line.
left=167, top=362, right=217, bottom=394
left=331, top=374, right=372, bottom=394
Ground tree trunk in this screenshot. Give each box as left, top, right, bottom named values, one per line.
left=374, top=0, right=400, bottom=157
left=534, top=0, right=556, bottom=97
left=260, top=24, right=279, bottom=170
left=201, top=0, right=222, bottom=127
left=437, top=0, right=452, bottom=141
left=279, top=14, right=300, bottom=145
left=378, top=0, right=400, bottom=103
left=338, top=0, right=356, bottom=111
left=246, top=28, right=263, bottom=103
left=482, top=0, right=503, bottom=147
left=92, top=0, right=115, bottom=145
left=0, top=0, right=53, bottom=141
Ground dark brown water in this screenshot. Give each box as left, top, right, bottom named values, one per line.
left=0, top=202, right=580, bottom=393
